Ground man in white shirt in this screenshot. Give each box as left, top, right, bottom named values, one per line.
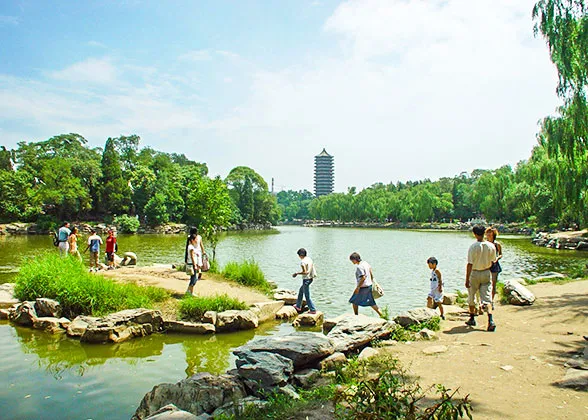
left=292, top=248, right=317, bottom=314
left=465, top=225, right=497, bottom=331
left=57, top=222, right=71, bottom=257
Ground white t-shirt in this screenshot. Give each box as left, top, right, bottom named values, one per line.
left=187, top=243, right=203, bottom=266
left=300, top=256, right=316, bottom=279
left=355, top=261, right=373, bottom=287
left=467, top=240, right=496, bottom=270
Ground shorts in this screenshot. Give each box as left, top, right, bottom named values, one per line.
left=428, top=287, right=444, bottom=303
left=106, top=252, right=114, bottom=262
left=90, top=251, right=99, bottom=266
left=468, top=270, right=492, bottom=306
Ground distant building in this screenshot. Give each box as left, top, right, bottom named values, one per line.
left=314, top=148, right=334, bottom=197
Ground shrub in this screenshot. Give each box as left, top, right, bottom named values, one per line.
left=14, top=253, right=169, bottom=318
left=114, top=214, right=140, bottom=233
left=222, top=259, right=271, bottom=292
left=35, top=215, right=59, bottom=233
left=178, top=294, right=248, bottom=320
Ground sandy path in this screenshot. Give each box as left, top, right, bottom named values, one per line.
left=385, top=280, right=588, bottom=419
left=98, top=265, right=272, bottom=305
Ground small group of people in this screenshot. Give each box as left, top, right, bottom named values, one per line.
left=56, top=222, right=118, bottom=271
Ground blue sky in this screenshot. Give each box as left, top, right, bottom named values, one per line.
left=0, top=0, right=560, bottom=191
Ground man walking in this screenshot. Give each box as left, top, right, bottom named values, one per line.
left=465, top=225, right=497, bottom=331
left=57, top=222, right=71, bottom=257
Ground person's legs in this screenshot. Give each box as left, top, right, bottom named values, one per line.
left=352, top=303, right=359, bottom=315
left=427, top=296, right=434, bottom=309
left=371, top=305, right=382, bottom=317
left=437, top=302, right=445, bottom=319
left=186, top=274, right=197, bottom=295
left=295, top=283, right=304, bottom=312
left=467, top=275, right=480, bottom=326
left=302, top=279, right=316, bottom=312
left=491, top=272, right=498, bottom=300
left=480, top=275, right=495, bottom=331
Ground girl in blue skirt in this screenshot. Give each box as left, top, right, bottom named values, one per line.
left=349, top=252, right=383, bottom=317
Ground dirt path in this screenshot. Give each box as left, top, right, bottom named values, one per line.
left=98, top=265, right=272, bottom=305
left=385, top=280, right=588, bottom=419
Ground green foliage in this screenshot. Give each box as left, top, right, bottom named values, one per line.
left=14, top=253, right=169, bottom=318
left=114, top=214, right=140, bottom=233
left=98, top=138, right=132, bottom=215
left=566, top=262, right=588, bottom=279
left=225, top=166, right=279, bottom=225
left=144, top=193, right=170, bottom=227
left=496, top=282, right=509, bottom=304
left=406, top=316, right=441, bottom=332
left=276, top=190, right=314, bottom=220
left=455, top=290, right=469, bottom=307
left=178, top=294, right=248, bottom=320
left=380, top=304, right=391, bottom=321
left=221, top=259, right=272, bottom=292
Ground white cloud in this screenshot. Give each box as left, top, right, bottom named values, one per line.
left=50, top=57, right=117, bottom=84
left=178, top=50, right=212, bottom=61
left=216, top=50, right=240, bottom=59
left=0, top=15, right=19, bottom=26
left=87, top=40, right=107, bottom=48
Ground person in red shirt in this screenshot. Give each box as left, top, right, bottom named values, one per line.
left=105, top=229, right=117, bottom=269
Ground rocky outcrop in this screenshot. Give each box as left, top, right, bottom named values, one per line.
left=34, top=298, right=62, bottom=318
left=66, top=315, right=99, bottom=337
left=554, top=368, right=588, bottom=390
left=202, top=311, right=217, bottom=325
left=235, top=350, right=294, bottom=396
left=0, top=283, right=19, bottom=309
left=533, top=231, right=588, bottom=251
left=326, top=314, right=395, bottom=353
left=81, top=309, right=163, bottom=344
left=164, top=321, right=215, bottom=334
left=144, top=404, right=198, bottom=419
left=234, top=331, right=335, bottom=369
left=32, top=317, right=71, bottom=334
left=215, top=310, right=258, bottom=332
left=394, top=308, right=438, bottom=328
left=8, top=301, right=37, bottom=326
left=502, top=279, right=536, bottom=306
left=133, top=372, right=247, bottom=419
left=250, top=301, right=284, bottom=323
left=293, top=311, right=324, bottom=327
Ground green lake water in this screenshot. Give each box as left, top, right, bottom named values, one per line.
left=0, top=226, right=585, bottom=419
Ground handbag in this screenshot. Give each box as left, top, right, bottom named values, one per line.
left=372, top=280, right=384, bottom=299
left=201, top=254, right=210, bottom=272
left=185, top=263, right=195, bottom=276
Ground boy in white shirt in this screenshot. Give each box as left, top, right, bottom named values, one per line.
left=292, top=248, right=317, bottom=314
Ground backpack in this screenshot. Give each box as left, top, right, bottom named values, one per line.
left=52, top=231, right=59, bottom=247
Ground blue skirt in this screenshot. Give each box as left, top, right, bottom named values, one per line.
left=349, top=286, right=376, bottom=307
left=490, top=261, right=502, bottom=273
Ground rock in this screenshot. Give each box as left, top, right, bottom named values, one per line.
left=121, top=251, right=138, bottom=266
left=293, top=311, right=324, bottom=327
left=502, top=279, right=536, bottom=306
left=318, top=352, right=348, bottom=371
left=250, top=301, right=284, bottom=323
left=67, top=315, right=99, bottom=338
left=326, top=314, right=395, bottom=353
left=554, top=368, right=588, bottom=390
left=32, top=317, right=70, bottom=334
left=144, top=404, right=198, bottom=419
left=358, top=347, right=379, bottom=360
left=533, top=272, right=566, bottom=282
left=202, top=311, right=217, bottom=325
left=293, top=368, right=320, bottom=388
left=442, top=293, right=457, bottom=305
left=564, top=358, right=587, bottom=370
left=273, top=289, right=304, bottom=306
left=0, top=308, right=9, bottom=320
left=507, top=277, right=528, bottom=286
left=234, top=331, right=335, bottom=369
left=235, top=350, right=293, bottom=396
left=81, top=309, right=163, bottom=344
left=8, top=301, right=37, bottom=326
left=323, top=314, right=346, bottom=334
left=215, top=310, right=258, bottom=332
left=275, top=305, right=299, bottom=320
left=394, top=308, right=438, bottom=328
left=0, top=283, right=19, bottom=309
left=211, top=396, right=266, bottom=419
left=379, top=340, right=398, bottom=347
left=500, top=365, right=514, bottom=372
left=277, top=384, right=300, bottom=400
left=584, top=346, right=588, bottom=360
left=164, top=321, right=215, bottom=334
left=133, top=372, right=247, bottom=419
left=34, top=298, right=62, bottom=318
left=422, top=345, right=448, bottom=355
left=419, top=328, right=436, bottom=340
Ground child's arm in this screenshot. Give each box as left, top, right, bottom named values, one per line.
left=436, top=269, right=443, bottom=292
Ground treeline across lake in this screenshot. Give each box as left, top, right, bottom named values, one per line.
left=277, top=144, right=588, bottom=229
left=0, top=134, right=279, bottom=233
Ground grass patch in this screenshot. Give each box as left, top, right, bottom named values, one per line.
left=14, top=253, right=170, bottom=318
left=178, top=294, right=248, bottom=320
left=455, top=289, right=468, bottom=307
left=496, top=282, right=509, bottom=304
left=221, top=259, right=272, bottom=292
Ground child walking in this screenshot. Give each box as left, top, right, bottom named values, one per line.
left=426, top=257, right=445, bottom=320
left=292, top=248, right=317, bottom=314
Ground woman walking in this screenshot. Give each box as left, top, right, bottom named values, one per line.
left=185, top=233, right=202, bottom=295
left=67, top=227, right=82, bottom=260
left=485, top=227, right=503, bottom=305
left=349, top=252, right=382, bottom=317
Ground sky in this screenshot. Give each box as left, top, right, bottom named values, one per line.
left=0, top=0, right=561, bottom=192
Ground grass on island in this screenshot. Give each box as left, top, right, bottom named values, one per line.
left=216, top=354, right=472, bottom=420
left=14, top=253, right=170, bottom=318
left=221, top=259, right=273, bottom=293
left=178, top=294, right=249, bottom=320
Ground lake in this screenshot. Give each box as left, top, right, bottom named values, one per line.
left=0, top=226, right=584, bottom=419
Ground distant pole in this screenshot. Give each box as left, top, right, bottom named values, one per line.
left=271, top=177, right=274, bottom=194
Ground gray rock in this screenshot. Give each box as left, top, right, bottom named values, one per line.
left=81, top=309, right=163, bottom=344
left=234, top=331, right=334, bottom=368
left=202, top=311, right=216, bottom=325
left=275, top=306, right=299, bottom=320
left=293, top=368, right=320, bottom=388
left=318, top=352, right=347, bottom=371
left=273, top=289, right=304, bottom=306
left=533, top=272, right=566, bottom=282
left=34, top=298, right=62, bottom=318
left=293, top=311, right=324, bottom=327
left=326, top=314, right=395, bottom=353
left=133, top=372, right=247, bottom=419
left=8, top=301, right=37, bottom=326
left=0, top=283, right=19, bottom=309
left=323, top=314, right=346, bottom=334
left=422, top=345, right=448, bottom=355
left=564, top=358, right=588, bottom=370
left=502, top=279, right=535, bottom=306
left=32, top=317, right=70, bottom=334
left=211, top=396, right=266, bottom=418
left=251, top=301, right=284, bottom=323
left=121, top=251, right=138, bottom=266
left=554, top=368, right=588, bottom=389
left=66, top=315, right=99, bottom=337
left=419, top=328, right=436, bottom=340
left=236, top=350, right=293, bottom=396
left=442, top=293, right=457, bottom=305
left=216, top=310, right=258, bottom=332
left=0, top=308, right=9, bottom=320
left=144, top=404, right=198, bottom=420
left=507, top=277, right=528, bottom=286
left=394, top=308, right=438, bottom=328
left=358, top=347, right=379, bottom=360
left=164, top=321, right=215, bottom=334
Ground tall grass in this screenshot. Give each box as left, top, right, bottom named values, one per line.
left=178, top=294, right=248, bottom=320
left=221, top=259, right=272, bottom=292
left=14, top=253, right=170, bottom=318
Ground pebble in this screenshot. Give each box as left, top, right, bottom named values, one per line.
left=500, top=365, right=514, bottom=371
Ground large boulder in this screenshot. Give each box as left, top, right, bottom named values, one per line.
left=293, top=311, right=324, bottom=327
left=502, top=279, right=535, bottom=306
left=318, top=352, right=348, bottom=371
left=133, top=372, right=247, bottom=419
left=326, top=314, right=395, bottom=353
left=81, top=309, right=163, bottom=344
left=34, top=298, right=62, bottom=318
left=275, top=306, right=299, bottom=320
left=8, top=301, right=37, bottom=326
left=32, top=317, right=70, bottom=334
left=0, top=283, right=19, bottom=309
left=235, top=350, right=294, bottom=396
left=394, top=308, right=438, bottom=328
left=121, top=251, right=138, bottom=266
left=66, top=315, right=99, bottom=338
left=164, top=321, right=215, bottom=334
left=250, top=301, right=284, bottom=323
left=215, top=310, right=258, bottom=332
left=273, top=289, right=304, bottom=306
left=554, top=368, right=588, bottom=390
left=234, top=331, right=335, bottom=369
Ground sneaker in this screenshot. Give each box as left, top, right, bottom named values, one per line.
left=465, top=318, right=476, bottom=327
left=440, top=315, right=445, bottom=320
left=487, top=322, right=496, bottom=332
left=491, top=302, right=495, bottom=311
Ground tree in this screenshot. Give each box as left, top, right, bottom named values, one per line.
left=225, top=166, right=278, bottom=225
left=144, top=193, right=169, bottom=226
left=99, top=138, right=132, bottom=215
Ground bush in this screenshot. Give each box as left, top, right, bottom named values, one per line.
left=222, top=259, right=272, bottom=292
left=114, top=214, right=140, bottom=233
left=35, top=215, right=59, bottom=233
left=14, top=253, right=169, bottom=318
left=178, top=294, right=248, bottom=320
